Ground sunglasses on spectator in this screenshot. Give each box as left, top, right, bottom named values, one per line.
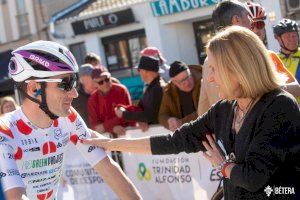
left=252, top=20, right=265, bottom=30
left=97, top=77, right=110, bottom=85
left=26, top=74, right=78, bottom=92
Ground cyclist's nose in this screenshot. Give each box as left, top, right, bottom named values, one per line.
left=67, top=88, right=78, bottom=98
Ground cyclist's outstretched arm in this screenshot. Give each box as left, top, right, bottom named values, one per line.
left=5, top=187, right=27, bottom=200
left=93, top=156, right=142, bottom=200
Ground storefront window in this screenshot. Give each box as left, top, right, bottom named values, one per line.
left=69, top=42, right=87, bottom=65
left=102, top=29, right=147, bottom=71
left=193, top=20, right=215, bottom=64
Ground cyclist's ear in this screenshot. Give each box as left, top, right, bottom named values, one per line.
left=26, top=81, right=41, bottom=98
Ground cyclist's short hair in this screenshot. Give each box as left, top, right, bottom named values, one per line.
left=212, top=0, right=248, bottom=31
left=207, top=26, right=283, bottom=99
left=84, top=53, right=101, bottom=65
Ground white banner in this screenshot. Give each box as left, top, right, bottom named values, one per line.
left=122, top=126, right=221, bottom=200
left=58, top=144, right=117, bottom=200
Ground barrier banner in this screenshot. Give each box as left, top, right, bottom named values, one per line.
left=59, top=144, right=117, bottom=200
left=122, top=126, right=221, bottom=200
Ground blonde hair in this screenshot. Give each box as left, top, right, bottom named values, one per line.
left=0, top=96, right=18, bottom=114
left=207, top=26, right=283, bottom=99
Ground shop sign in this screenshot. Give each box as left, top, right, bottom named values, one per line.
left=72, top=9, right=135, bottom=35
left=150, top=0, right=221, bottom=17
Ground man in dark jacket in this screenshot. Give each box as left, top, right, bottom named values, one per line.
left=115, top=56, right=166, bottom=131
left=159, top=61, right=202, bottom=131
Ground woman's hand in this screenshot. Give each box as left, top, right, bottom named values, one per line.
left=114, top=107, right=125, bottom=118
left=201, top=134, right=225, bottom=167
left=83, top=130, right=112, bottom=150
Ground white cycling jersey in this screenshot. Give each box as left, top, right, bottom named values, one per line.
left=0, top=107, right=106, bottom=200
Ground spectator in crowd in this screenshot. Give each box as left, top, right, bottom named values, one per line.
left=0, top=96, right=18, bottom=115
left=273, top=19, right=300, bottom=83
left=198, top=0, right=251, bottom=116
left=159, top=61, right=202, bottom=131
left=140, top=47, right=170, bottom=81
left=198, top=0, right=299, bottom=116
left=115, top=56, right=166, bottom=132
left=84, top=52, right=101, bottom=68
left=72, top=64, right=98, bottom=127
left=83, top=26, right=300, bottom=200
left=88, top=66, right=132, bottom=136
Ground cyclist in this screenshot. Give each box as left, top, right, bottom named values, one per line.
left=246, top=2, right=299, bottom=85
left=274, top=18, right=300, bottom=82
left=0, top=41, right=141, bottom=200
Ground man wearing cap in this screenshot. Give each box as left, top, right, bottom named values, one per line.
left=88, top=66, right=132, bottom=136
left=140, top=47, right=170, bottom=82
left=159, top=61, right=202, bottom=131
left=114, top=56, right=166, bottom=131
left=72, top=64, right=98, bottom=128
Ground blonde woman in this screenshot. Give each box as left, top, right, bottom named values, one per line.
left=83, top=26, right=300, bottom=199
left=0, top=96, right=18, bottom=115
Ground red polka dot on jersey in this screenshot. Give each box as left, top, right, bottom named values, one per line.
left=0, top=121, right=14, bottom=139
left=68, top=108, right=77, bottom=122
left=53, top=119, right=58, bottom=127
left=70, top=134, right=78, bottom=145
left=14, top=147, right=23, bottom=160
left=42, top=142, right=57, bottom=155
left=16, top=119, right=32, bottom=135
left=37, top=189, right=53, bottom=200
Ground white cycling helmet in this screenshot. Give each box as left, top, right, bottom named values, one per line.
left=9, top=40, right=78, bottom=82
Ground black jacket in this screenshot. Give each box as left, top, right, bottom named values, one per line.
left=122, top=76, right=166, bottom=124
left=151, top=89, right=300, bottom=200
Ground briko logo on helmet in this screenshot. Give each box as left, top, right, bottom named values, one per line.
left=29, top=54, right=50, bottom=67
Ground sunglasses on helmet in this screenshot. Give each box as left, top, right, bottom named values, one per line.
left=26, top=74, right=78, bottom=92
left=97, top=77, right=110, bottom=85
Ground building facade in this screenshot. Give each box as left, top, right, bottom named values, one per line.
left=51, top=0, right=286, bottom=80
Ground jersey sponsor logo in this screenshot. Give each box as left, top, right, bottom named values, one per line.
left=21, top=138, right=38, bottom=146
left=21, top=166, right=62, bottom=178
left=57, top=142, right=62, bottom=148
left=33, top=181, right=51, bottom=189
left=75, top=120, right=83, bottom=130
left=54, top=129, right=67, bottom=140
left=78, top=131, right=87, bottom=140
left=7, top=169, right=20, bottom=176
left=88, top=146, right=96, bottom=153
left=24, top=146, right=41, bottom=153
left=2, top=152, right=14, bottom=160
left=29, top=54, right=50, bottom=68
left=28, top=174, right=56, bottom=184
left=0, top=172, right=6, bottom=178
left=62, top=137, right=69, bottom=147
left=22, top=153, right=64, bottom=170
